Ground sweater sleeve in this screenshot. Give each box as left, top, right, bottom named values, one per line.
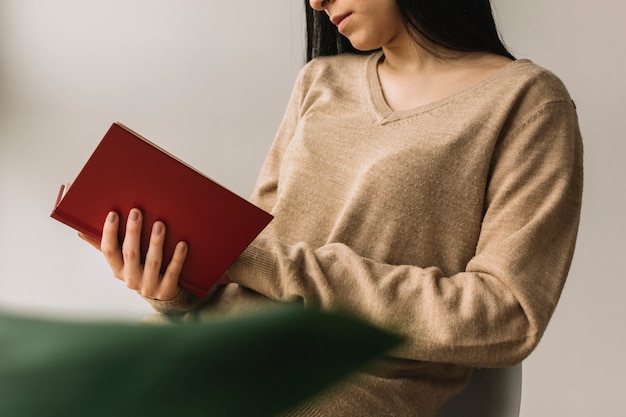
left=229, top=97, right=584, bottom=368
left=247, top=66, right=306, bottom=212
left=141, top=287, right=213, bottom=315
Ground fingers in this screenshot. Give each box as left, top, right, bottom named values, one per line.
left=142, top=221, right=166, bottom=296
left=100, top=211, right=124, bottom=279
left=121, top=209, right=144, bottom=286
left=140, top=218, right=185, bottom=300
left=158, top=241, right=187, bottom=299
left=99, top=208, right=184, bottom=300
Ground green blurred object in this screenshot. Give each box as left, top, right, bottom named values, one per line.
left=0, top=306, right=401, bottom=417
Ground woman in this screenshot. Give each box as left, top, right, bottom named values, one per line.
left=82, top=0, right=583, bottom=415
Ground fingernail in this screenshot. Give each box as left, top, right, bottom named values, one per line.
left=107, top=212, right=117, bottom=223
left=178, top=242, right=188, bottom=252
left=130, top=210, right=139, bottom=221
left=153, top=222, right=163, bottom=234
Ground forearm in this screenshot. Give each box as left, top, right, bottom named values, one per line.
left=229, top=237, right=544, bottom=367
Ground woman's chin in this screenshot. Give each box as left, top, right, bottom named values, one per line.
left=346, top=39, right=381, bottom=53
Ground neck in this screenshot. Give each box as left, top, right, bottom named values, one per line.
left=375, top=40, right=513, bottom=111
left=380, top=42, right=508, bottom=78
left=379, top=34, right=459, bottom=77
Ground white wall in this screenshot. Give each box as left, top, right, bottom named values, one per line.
left=1, top=1, right=624, bottom=416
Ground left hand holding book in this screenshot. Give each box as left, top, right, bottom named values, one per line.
left=52, top=122, right=273, bottom=297
left=81, top=209, right=190, bottom=301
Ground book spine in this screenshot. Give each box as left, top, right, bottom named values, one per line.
left=179, top=274, right=210, bottom=297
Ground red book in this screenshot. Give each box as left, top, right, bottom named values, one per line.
left=51, top=122, right=273, bottom=297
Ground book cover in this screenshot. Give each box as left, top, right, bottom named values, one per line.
left=51, top=122, right=273, bottom=297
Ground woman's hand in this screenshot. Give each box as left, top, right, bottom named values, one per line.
left=80, top=208, right=187, bottom=301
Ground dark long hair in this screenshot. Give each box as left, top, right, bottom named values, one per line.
left=305, top=0, right=514, bottom=62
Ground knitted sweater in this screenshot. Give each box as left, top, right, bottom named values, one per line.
left=147, top=51, right=583, bottom=416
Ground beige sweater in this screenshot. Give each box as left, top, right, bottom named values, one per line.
left=148, top=52, right=583, bottom=416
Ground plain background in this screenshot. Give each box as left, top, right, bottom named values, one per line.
left=0, top=1, right=623, bottom=416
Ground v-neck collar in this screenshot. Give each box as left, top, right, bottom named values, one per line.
left=365, top=51, right=529, bottom=125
